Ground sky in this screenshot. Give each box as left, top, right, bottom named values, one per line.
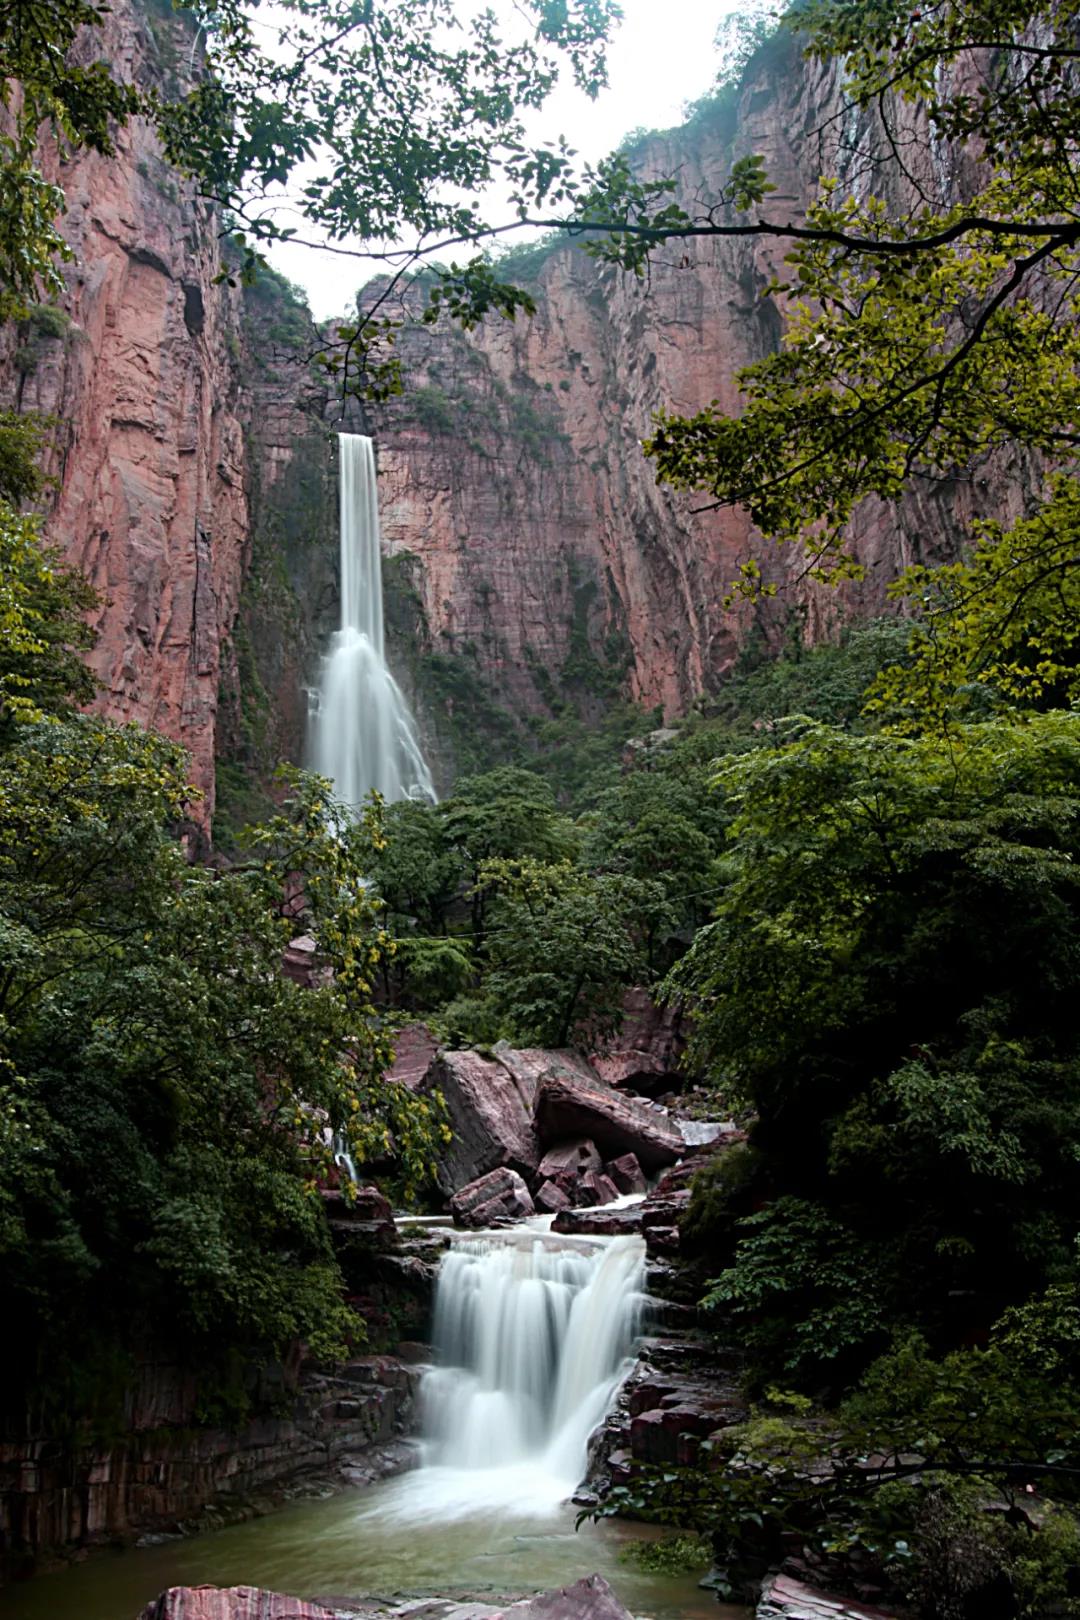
left=262, top=0, right=728, bottom=319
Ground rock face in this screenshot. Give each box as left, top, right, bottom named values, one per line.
left=534, top=1069, right=684, bottom=1172
left=0, top=1356, right=419, bottom=1573
left=419, top=1048, right=541, bottom=1194
left=0, top=0, right=256, bottom=839
left=2, top=15, right=1035, bottom=826
left=368, top=36, right=1002, bottom=750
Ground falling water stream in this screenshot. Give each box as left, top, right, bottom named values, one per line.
left=309, top=433, right=435, bottom=810
left=370, top=1225, right=648, bottom=1521
left=0, top=1224, right=748, bottom=1620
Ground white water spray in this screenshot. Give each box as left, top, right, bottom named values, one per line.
left=309, top=434, right=435, bottom=811
left=365, top=1229, right=646, bottom=1523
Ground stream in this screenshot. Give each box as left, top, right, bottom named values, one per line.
left=1, top=1221, right=749, bottom=1620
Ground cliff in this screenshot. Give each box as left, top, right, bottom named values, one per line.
left=0, top=13, right=1027, bottom=816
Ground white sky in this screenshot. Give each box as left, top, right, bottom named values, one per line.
left=264, top=0, right=728, bottom=319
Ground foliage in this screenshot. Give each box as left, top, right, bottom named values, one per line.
left=586, top=1324, right=1080, bottom=1612
left=481, top=859, right=672, bottom=1047
left=0, top=520, right=441, bottom=1421
left=0, top=500, right=97, bottom=735
left=0, top=731, right=442, bottom=1418
left=616, top=1533, right=713, bottom=1575
left=669, top=713, right=1080, bottom=1385
left=0, top=0, right=141, bottom=317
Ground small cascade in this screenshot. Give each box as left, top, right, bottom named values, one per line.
left=367, top=1229, right=646, bottom=1523
left=309, top=433, right=435, bottom=812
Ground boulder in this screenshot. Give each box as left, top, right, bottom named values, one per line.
left=282, top=935, right=333, bottom=990
left=580, top=1170, right=620, bottom=1207
left=387, top=1023, right=439, bottom=1090
left=589, top=988, right=687, bottom=1095
left=551, top=1205, right=644, bottom=1237
left=535, top=1179, right=572, bottom=1214
left=450, top=1167, right=535, bottom=1228
left=138, top=1590, right=345, bottom=1620
left=756, top=1574, right=901, bottom=1620
left=604, top=1153, right=646, bottom=1195
left=492, top=1574, right=633, bottom=1620
left=419, top=1049, right=540, bottom=1194
left=534, top=1071, right=683, bottom=1172
left=537, top=1139, right=602, bottom=1180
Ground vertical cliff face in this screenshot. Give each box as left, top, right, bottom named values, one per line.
left=367, top=39, right=848, bottom=730
left=369, top=35, right=1019, bottom=742
left=1, top=14, right=1023, bottom=818
left=0, top=0, right=255, bottom=836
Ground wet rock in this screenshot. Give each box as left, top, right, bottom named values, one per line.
left=604, top=1153, right=647, bottom=1195
left=419, top=1050, right=540, bottom=1194
left=138, top=1589, right=347, bottom=1620
left=551, top=1205, right=643, bottom=1237
left=630, top=1404, right=730, bottom=1466
left=537, top=1139, right=602, bottom=1180
left=534, top=1071, right=683, bottom=1172
left=492, top=1573, right=634, bottom=1620
left=756, top=1574, right=902, bottom=1619
left=535, top=1179, right=573, bottom=1214
left=580, top=1170, right=620, bottom=1207
left=450, top=1167, right=535, bottom=1228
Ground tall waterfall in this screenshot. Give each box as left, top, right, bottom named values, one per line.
left=309, top=434, right=435, bottom=811
left=367, top=1229, right=646, bottom=1523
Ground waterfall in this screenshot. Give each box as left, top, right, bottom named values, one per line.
left=309, top=433, right=435, bottom=812
left=366, top=1229, right=646, bottom=1523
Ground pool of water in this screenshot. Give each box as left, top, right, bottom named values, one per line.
left=0, top=1478, right=747, bottom=1620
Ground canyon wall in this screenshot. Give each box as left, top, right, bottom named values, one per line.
left=2, top=9, right=1022, bottom=815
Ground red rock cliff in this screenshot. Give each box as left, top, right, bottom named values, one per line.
left=2, top=19, right=1026, bottom=815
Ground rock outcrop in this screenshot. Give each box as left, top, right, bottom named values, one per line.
left=0, top=1356, right=419, bottom=1574
left=534, top=1069, right=684, bottom=1172
left=756, top=1575, right=901, bottom=1620
left=138, top=1575, right=636, bottom=1620
left=4, top=10, right=1034, bottom=827
left=419, top=1048, right=541, bottom=1194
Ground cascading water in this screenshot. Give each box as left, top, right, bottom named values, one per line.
left=309, top=433, right=435, bottom=811
left=367, top=1227, right=647, bottom=1523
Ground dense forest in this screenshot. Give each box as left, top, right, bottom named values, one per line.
left=2, top=0, right=1080, bottom=1615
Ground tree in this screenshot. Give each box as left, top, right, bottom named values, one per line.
left=0, top=724, right=443, bottom=1418
left=668, top=714, right=1080, bottom=1386
left=481, top=857, right=672, bottom=1047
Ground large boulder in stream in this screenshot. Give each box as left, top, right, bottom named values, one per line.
left=419, top=1048, right=540, bottom=1194
left=493, top=1575, right=633, bottom=1620
left=417, top=1045, right=612, bottom=1195
left=138, top=1590, right=346, bottom=1620
left=534, top=1070, right=684, bottom=1172
left=139, top=1576, right=635, bottom=1620
left=450, top=1166, right=535, bottom=1227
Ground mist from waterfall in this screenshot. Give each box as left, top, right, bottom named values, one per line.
left=309, top=433, right=435, bottom=811
left=364, top=1229, right=647, bottom=1523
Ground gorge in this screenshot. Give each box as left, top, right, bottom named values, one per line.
left=3, top=0, right=1080, bottom=1616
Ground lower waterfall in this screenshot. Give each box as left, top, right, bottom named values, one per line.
left=369, top=1228, right=646, bottom=1522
